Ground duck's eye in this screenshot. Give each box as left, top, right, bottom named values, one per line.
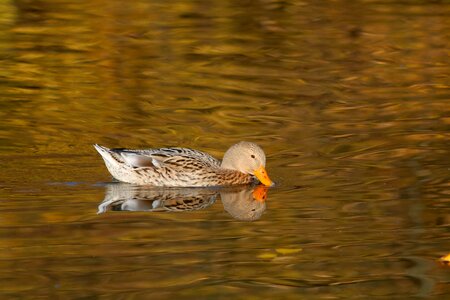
left=251, top=154, right=255, bottom=159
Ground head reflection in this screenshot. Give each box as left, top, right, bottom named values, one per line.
left=98, top=183, right=269, bottom=221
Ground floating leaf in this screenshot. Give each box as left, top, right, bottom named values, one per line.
left=257, top=252, right=277, bottom=259
left=275, top=248, right=302, bottom=255
left=439, top=253, right=450, bottom=265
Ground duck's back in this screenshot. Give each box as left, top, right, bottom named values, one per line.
left=129, top=147, right=221, bottom=168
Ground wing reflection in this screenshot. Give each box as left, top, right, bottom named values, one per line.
left=98, top=183, right=268, bottom=221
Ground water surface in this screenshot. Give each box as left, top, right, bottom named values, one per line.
left=0, top=0, right=449, bottom=299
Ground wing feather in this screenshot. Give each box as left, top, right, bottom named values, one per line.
left=112, top=147, right=220, bottom=169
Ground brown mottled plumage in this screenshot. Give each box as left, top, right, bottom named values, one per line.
left=94, top=141, right=273, bottom=187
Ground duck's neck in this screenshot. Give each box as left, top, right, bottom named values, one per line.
left=221, top=150, right=240, bottom=171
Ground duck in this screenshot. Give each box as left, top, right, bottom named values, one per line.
left=94, top=141, right=273, bottom=187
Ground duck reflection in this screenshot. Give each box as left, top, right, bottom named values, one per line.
left=98, top=184, right=268, bottom=221
left=220, top=185, right=267, bottom=221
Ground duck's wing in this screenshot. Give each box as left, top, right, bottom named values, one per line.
left=110, top=147, right=221, bottom=169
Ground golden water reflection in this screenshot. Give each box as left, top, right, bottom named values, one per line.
left=0, top=0, right=449, bottom=298
left=98, top=184, right=268, bottom=221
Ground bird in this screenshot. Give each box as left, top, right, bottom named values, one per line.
left=94, top=141, right=273, bottom=187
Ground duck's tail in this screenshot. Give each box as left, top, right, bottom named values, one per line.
left=93, top=144, right=124, bottom=166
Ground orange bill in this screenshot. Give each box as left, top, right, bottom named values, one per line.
left=253, top=165, right=274, bottom=187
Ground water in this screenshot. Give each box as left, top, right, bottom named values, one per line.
left=0, top=0, right=449, bottom=298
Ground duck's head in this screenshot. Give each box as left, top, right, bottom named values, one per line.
left=221, top=141, right=274, bottom=187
